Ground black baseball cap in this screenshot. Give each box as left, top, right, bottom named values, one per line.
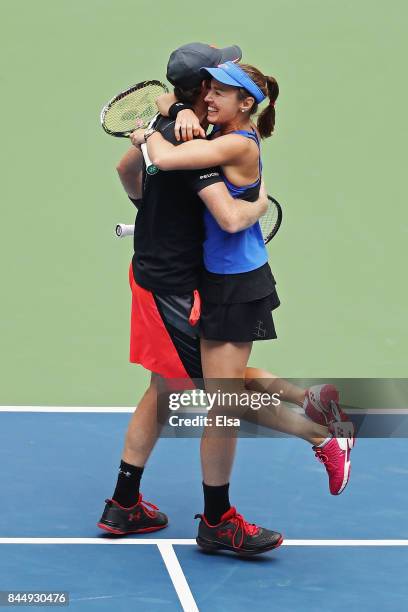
left=166, top=42, right=242, bottom=89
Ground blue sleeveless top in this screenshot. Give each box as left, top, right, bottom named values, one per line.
left=203, top=128, right=268, bottom=274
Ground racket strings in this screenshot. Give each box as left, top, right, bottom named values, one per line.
left=260, top=200, right=279, bottom=241
left=102, top=83, right=167, bottom=134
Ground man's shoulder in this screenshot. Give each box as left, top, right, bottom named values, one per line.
left=154, top=115, right=178, bottom=144
left=152, top=114, right=223, bottom=189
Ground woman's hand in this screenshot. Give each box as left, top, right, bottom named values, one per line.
left=129, top=129, right=145, bottom=148
left=174, top=109, right=206, bottom=142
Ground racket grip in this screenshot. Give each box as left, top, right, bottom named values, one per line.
left=115, top=223, right=135, bottom=238
left=141, top=143, right=159, bottom=175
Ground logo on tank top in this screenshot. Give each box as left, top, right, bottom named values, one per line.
left=199, top=172, right=219, bottom=180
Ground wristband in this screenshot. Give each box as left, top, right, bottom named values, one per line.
left=168, top=102, right=194, bottom=120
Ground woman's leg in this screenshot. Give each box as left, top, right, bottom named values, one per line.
left=244, top=367, right=328, bottom=444
left=245, top=367, right=306, bottom=406
left=200, top=342, right=328, bottom=489
left=200, top=339, right=252, bottom=487
left=242, top=367, right=353, bottom=496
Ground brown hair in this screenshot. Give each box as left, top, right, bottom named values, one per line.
left=236, top=64, right=279, bottom=138
left=173, top=84, right=203, bottom=105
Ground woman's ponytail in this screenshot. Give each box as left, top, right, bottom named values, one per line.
left=257, top=76, right=279, bottom=138
left=238, top=65, right=279, bottom=139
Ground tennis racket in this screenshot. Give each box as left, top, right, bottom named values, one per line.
left=260, top=196, right=282, bottom=244
left=115, top=224, right=134, bottom=238
left=115, top=195, right=282, bottom=244
left=101, top=80, right=168, bottom=175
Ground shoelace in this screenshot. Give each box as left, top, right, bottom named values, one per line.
left=314, top=447, right=335, bottom=470
left=138, top=495, right=158, bottom=518
left=229, top=512, right=260, bottom=549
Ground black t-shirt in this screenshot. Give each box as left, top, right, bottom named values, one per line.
left=131, top=116, right=223, bottom=294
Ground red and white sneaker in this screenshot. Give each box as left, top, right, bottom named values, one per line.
left=313, top=437, right=352, bottom=495
left=303, top=384, right=355, bottom=447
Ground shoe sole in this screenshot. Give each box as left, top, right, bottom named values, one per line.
left=307, top=387, right=350, bottom=425
left=196, top=534, right=284, bottom=556
left=97, top=521, right=168, bottom=535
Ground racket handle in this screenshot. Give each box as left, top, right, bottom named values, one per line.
left=141, top=143, right=159, bottom=175
left=115, top=223, right=135, bottom=238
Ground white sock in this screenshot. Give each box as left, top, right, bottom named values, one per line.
left=316, top=436, right=332, bottom=448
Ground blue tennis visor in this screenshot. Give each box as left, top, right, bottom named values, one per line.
left=200, top=61, right=266, bottom=103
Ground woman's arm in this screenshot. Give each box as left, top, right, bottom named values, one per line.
left=144, top=130, right=248, bottom=171
left=198, top=182, right=268, bottom=233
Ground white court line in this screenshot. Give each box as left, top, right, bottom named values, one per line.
left=0, top=406, right=135, bottom=413
left=1, top=406, right=408, bottom=414
left=157, top=542, right=199, bottom=612
left=0, top=538, right=196, bottom=545
left=1, top=538, right=408, bottom=546
left=2, top=538, right=407, bottom=611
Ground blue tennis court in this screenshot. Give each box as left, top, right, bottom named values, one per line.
left=1, top=0, right=407, bottom=609
left=1, top=409, right=407, bottom=610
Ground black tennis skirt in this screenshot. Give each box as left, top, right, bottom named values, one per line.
left=200, top=289, right=280, bottom=342
left=199, top=262, right=280, bottom=342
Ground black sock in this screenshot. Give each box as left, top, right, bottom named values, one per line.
left=112, top=460, right=144, bottom=508
left=203, top=482, right=231, bottom=525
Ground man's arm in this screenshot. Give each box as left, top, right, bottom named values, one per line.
left=116, top=146, right=144, bottom=200
left=156, top=92, right=177, bottom=116
left=198, top=181, right=268, bottom=233
left=156, top=93, right=205, bottom=141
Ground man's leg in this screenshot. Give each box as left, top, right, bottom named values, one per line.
left=122, top=373, right=162, bottom=469
left=111, top=373, right=161, bottom=507
left=97, top=373, right=168, bottom=534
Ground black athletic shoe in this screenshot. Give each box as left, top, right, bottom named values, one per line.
left=97, top=494, right=168, bottom=535
left=195, top=506, right=283, bottom=556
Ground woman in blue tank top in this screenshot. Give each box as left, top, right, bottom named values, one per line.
left=202, top=123, right=267, bottom=275
left=145, top=61, right=279, bottom=331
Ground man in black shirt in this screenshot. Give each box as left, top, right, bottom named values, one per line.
left=97, top=44, right=278, bottom=550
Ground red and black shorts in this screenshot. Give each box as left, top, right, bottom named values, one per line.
left=129, top=265, right=203, bottom=380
